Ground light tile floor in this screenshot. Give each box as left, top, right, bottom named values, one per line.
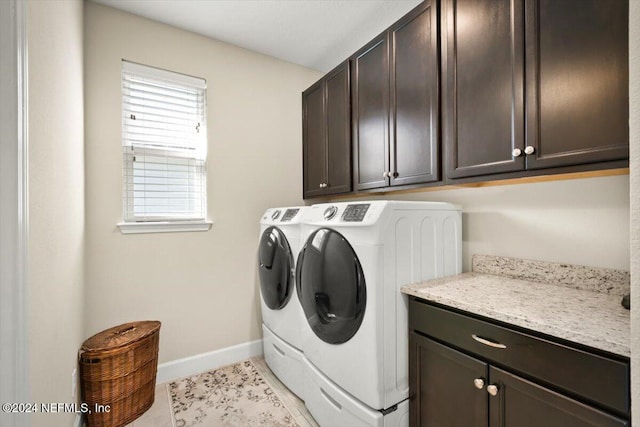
left=126, top=356, right=319, bottom=427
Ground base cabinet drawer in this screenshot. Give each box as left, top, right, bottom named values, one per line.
left=410, top=333, right=628, bottom=427
left=408, top=299, right=630, bottom=426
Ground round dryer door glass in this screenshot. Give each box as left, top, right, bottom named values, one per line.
left=296, top=228, right=366, bottom=344
left=258, top=226, right=294, bottom=310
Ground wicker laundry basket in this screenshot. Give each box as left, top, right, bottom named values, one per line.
left=79, top=321, right=161, bottom=427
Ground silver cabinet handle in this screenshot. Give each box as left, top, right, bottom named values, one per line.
left=319, top=183, right=323, bottom=188
left=512, top=148, right=522, bottom=157
left=487, top=384, right=499, bottom=396
left=473, top=378, right=485, bottom=390
left=318, top=183, right=328, bottom=188
left=524, top=145, right=535, bottom=155
left=382, top=171, right=389, bottom=178
left=472, top=334, right=507, bottom=349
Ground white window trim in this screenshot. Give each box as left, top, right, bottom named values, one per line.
left=117, top=220, right=213, bottom=234
left=123, top=60, right=206, bottom=90
left=120, top=60, right=210, bottom=231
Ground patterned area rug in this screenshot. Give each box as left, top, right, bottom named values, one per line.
left=169, top=360, right=300, bottom=427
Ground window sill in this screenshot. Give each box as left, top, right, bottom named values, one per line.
left=117, top=220, right=213, bottom=234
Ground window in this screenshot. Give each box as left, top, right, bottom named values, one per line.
left=119, top=61, right=210, bottom=233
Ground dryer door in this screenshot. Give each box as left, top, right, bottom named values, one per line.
left=258, top=226, right=294, bottom=310
left=296, top=228, right=367, bottom=344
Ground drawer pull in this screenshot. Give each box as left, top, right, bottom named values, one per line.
left=472, top=334, right=507, bottom=349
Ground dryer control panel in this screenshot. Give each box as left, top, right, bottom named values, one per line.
left=305, top=201, right=387, bottom=226
left=342, top=204, right=370, bottom=222
left=281, top=208, right=300, bottom=222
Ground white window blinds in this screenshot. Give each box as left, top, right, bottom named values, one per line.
left=122, top=61, right=207, bottom=222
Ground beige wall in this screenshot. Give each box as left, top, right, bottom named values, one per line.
left=18, top=0, right=634, bottom=421
left=329, top=174, right=630, bottom=273
left=84, top=2, right=322, bottom=363
left=83, top=1, right=630, bottom=371
left=27, top=0, right=85, bottom=426
left=629, top=0, right=639, bottom=421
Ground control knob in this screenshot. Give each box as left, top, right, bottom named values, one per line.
left=323, top=206, right=338, bottom=220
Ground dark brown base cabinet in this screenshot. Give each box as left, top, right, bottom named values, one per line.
left=409, top=300, right=630, bottom=427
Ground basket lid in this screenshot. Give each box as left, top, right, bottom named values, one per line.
left=81, top=321, right=161, bottom=352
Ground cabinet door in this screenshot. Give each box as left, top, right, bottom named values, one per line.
left=443, top=0, right=525, bottom=179
left=325, top=62, right=351, bottom=194
left=352, top=35, right=390, bottom=190
left=390, top=0, right=439, bottom=186
left=302, top=81, right=326, bottom=198
left=409, top=332, right=488, bottom=427
left=524, top=0, right=628, bottom=170
left=488, top=366, right=628, bottom=427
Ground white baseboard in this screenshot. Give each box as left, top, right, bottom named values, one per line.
left=73, top=414, right=83, bottom=427
left=156, top=339, right=263, bottom=384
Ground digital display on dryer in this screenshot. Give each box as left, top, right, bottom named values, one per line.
left=342, top=204, right=370, bottom=222
left=281, top=208, right=300, bottom=222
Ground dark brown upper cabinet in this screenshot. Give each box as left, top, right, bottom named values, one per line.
left=351, top=34, right=388, bottom=190
left=352, top=0, right=439, bottom=190
left=524, top=0, right=629, bottom=170
left=442, top=0, right=525, bottom=179
left=302, top=61, right=351, bottom=198
left=444, top=0, right=629, bottom=181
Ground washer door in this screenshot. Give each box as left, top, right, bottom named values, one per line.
left=296, top=228, right=367, bottom=344
left=258, top=226, right=294, bottom=310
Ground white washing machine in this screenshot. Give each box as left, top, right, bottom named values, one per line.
left=258, top=206, right=309, bottom=400
left=296, top=201, right=461, bottom=426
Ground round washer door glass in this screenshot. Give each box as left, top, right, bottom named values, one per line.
left=258, top=226, right=294, bottom=310
left=296, top=228, right=366, bottom=344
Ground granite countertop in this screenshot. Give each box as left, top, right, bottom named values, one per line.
left=401, top=255, right=630, bottom=357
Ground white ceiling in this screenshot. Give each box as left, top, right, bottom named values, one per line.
left=90, top=0, right=422, bottom=72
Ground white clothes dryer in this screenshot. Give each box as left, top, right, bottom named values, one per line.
left=296, top=201, right=461, bottom=426
left=258, top=206, right=309, bottom=400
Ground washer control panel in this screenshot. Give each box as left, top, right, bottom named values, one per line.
left=271, top=210, right=281, bottom=220
left=342, top=204, right=371, bottom=222
left=281, top=208, right=300, bottom=222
